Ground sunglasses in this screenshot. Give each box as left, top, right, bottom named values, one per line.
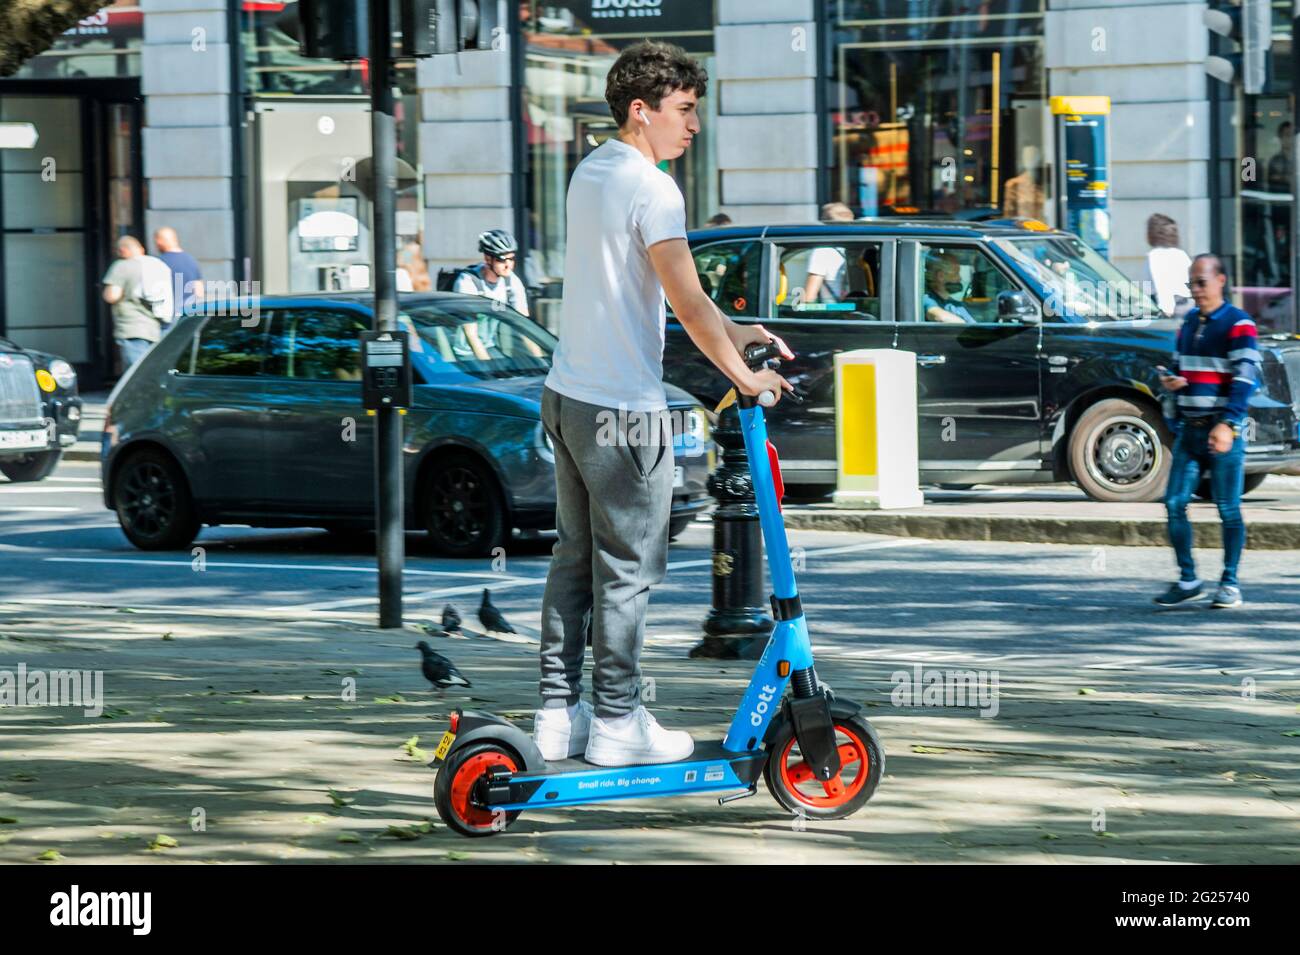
left=1189, top=278, right=1216, bottom=288
left=490, top=254, right=516, bottom=263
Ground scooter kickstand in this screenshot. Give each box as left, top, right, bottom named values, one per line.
left=717, top=784, right=758, bottom=806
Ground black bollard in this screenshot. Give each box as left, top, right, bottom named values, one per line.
left=690, top=402, right=773, bottom=660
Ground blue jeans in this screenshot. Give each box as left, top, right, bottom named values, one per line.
left=115, top=337, right=153, bottom=368
left=1164, top=419, right=1246, bottom=586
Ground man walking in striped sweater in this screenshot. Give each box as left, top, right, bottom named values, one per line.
left=1156, top=253, right=1261, bottom=609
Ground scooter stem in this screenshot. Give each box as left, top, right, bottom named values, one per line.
left=735, top=399, right=797, bottom=601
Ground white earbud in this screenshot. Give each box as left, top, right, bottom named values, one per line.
left=641, top=111, right=651, bottom=127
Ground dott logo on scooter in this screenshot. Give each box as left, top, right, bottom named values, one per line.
left=750, top=684, right=778, bottom=727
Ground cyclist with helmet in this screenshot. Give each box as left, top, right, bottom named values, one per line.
left=450, top=229, right=534, bottom=360
left=456, top=229, right=529, bottom=315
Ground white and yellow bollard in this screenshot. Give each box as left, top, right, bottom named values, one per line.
left=833, top=349, right=923, bottom=509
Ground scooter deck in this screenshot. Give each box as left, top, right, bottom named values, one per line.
left=485, top=740, right=768, bottom=811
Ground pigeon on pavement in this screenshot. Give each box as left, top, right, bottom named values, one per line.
left=441, top=604, right=462, bottom=633
left=478, top=588, right=516, bottom=634
left=415, top=641, right=471, bottom=691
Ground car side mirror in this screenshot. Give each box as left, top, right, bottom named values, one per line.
left=997, top=289, right=1041, bottom=324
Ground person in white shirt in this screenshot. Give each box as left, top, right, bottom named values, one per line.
left=101, top=235, right=174, bottom=369
left=453, top=230, right=529, bottom=315
left=534, top=40, right=792, bottom=767
left=450, top=230, right=536, bottom=359
left=1143, top=214, right=1193, bottom=317
left=802, top=202, right=855, bottom=304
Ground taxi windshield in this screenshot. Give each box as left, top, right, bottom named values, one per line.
left=995, top=235, right=1162, bottom=321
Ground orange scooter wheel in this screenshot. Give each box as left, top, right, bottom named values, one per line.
left=434, top=742, right=522, bottom=837
left=764, top=714, right=884, bottom=820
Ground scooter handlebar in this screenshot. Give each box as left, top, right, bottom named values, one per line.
left=743, top=340, right=783, bottom=370
left=757, top=391, right=777, bottom=407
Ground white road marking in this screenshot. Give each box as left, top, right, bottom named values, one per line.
left=0, top=506, right=80, bottom=513
left=666, top=536, right=925, bottom=571
left=0, top=486, right=103, bottom=493
left=1081, top=659, right=1148, bottom=669
left=278, top=575, right=548, bottom=612
left=0, top=596, right=374, bottom=625
left=44, top=555, right=545, bottom=582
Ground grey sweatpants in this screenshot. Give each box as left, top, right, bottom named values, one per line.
left=538, top=386, right=675, bottom=719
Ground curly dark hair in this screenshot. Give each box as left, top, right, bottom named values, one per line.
left=605, top=40, right=708, bottom=129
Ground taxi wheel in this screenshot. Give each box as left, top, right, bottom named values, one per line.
left=113, top=448, right=201, bottom=550
left=668, top=515, right=695, bottom=541
left=0, top=449, right=61, bottom=483
left=1195, top=473, right=1268, bottom=501
left=421, top=452, right=507, bottom=558
left=1070, top=398, right=1172, bottom=503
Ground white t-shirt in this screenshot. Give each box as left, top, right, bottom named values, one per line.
left=806, top=246, right=846, bottom=300
left=453, top=264, right=529, bottom=316
left=545, top=137, right=687, bottom=411
left=1143, top=247, right=1192, bottom=316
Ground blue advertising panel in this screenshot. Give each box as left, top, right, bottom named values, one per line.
left=1052, top=96, right=1111, bottom=258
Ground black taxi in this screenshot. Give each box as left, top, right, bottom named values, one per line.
left=663, top=220, right=1300, bottom=503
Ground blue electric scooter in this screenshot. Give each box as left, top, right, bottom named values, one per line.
left=431, top=342, right=884, bottom=836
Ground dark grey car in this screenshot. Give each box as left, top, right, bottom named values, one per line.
left=101, top=293, right=713, bottom=555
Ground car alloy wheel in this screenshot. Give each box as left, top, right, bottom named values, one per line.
left=422, top=453, right=507, bottom=557
left=120, top=459, right=179, bottom=539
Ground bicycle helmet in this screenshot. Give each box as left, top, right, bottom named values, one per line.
left=477, top=229, right=518, bottom=258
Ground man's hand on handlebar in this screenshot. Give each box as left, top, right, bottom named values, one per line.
left=740, top=367, right=793, bottom=405
left=726, top=321, right=794, bottom=363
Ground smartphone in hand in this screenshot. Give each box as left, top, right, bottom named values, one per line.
left=1157, top=364, right=1187, bottom=391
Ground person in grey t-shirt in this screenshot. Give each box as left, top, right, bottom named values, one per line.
left=102, top=235, right=169, bottom=369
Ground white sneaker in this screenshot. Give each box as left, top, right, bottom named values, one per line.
left=584, top=706, right=694, bottom=766
left=532, top=700, right=594, bottom=760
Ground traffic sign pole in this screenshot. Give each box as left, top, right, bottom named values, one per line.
left=370, top=0, right=404, bottom=628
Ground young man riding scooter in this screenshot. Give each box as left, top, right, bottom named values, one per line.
left=534, top=40, right=794, bottom=766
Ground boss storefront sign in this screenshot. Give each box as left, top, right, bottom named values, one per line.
left=591, top=0, right=663, bottom=17
left=567, top=0, right=712, bottom=30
